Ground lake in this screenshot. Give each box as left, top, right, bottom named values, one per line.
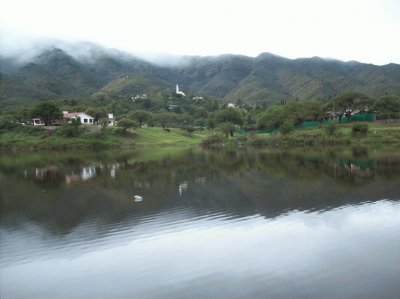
left=1, top=147, right=399, bottom=299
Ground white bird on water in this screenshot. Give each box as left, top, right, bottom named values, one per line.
left=134, top=195, right=143, bottom=202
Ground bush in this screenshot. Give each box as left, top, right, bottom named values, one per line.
left=324, top=123, right=337, bottom=136
left=117, top=119, right=138, bottom=133
left=352, top=146, right=368, bottom=158
left=201, top=134, right=225, bottom=147
left=58, top=122, right=82, bottom=137
left=218, top=122, right=236, bottom=137
left=280, top=120, right=293, bottom=135
left=185, top=126, right=196, bottom=133
left=352, top=123, right=369, bottom=135
left=0, top=120, right=18, bottom=131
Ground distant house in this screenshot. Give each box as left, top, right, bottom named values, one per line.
left=27, top=118, right=61, bottom=126
left=227, top=103, right=237, bottom=108
left=192, top=96, right=204, bottom=101
left=132, top=94, right=148, bottom=101
left=31, top=118, right=45, bottom=126
left=63, top=111, right=94, bottom=124
left=106, top=113, right=116, bottom=126
left=169, top=104, right=179, bottom=111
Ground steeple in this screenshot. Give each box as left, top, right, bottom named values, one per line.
left=175, top=84, right=185, bottom=96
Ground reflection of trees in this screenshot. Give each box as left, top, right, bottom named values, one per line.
left=1, top=148, right=400, bottom=235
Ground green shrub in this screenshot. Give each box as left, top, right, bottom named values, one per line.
left=17, top=125, right=44, bottom=135
left=185, top=126, right=196, bottom=133
left=324, top=123, right=337, bottom=136
left=352, top=123, right=369, bottom=135
left=58, top=122, right=82, bottom=137
left=280, top=121, right=293, bottom=135
left=352, top=146, right=368, bottom=158
left=0, top=120, right=18, bottom=131
left=201, top=134, right=224, bottom=147
left=218, top=122, right=236, bottom=137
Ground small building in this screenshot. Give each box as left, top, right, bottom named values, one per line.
left=169, top=104, right=179, bottom=111
left=63, top=112, right=94, bottom=124
left=192, top=96, right=204, bottom=101
left=227, top=103, right=237, bottom=108
left=31, top=118, right=45, bottom=126
left=107, top=113, right=116, bottom=126
left=325, top=111, right=339, bottom=120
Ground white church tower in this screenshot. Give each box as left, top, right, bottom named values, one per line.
left=176, top=84, right=185, bottom=96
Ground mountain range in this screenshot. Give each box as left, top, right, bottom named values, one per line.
left=1, top=42, right=400, bottom=107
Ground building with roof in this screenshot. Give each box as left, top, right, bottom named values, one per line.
left=63, top=112, right=95, bottom=124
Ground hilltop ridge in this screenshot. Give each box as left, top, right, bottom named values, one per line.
left=1, top=42, right=400, bottom=107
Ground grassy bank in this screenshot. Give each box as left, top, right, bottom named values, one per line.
left=1, top=123, right=399, bottom=151
left=0, top=126, right=206, bottom=151
left=202, top=123, right=400, bottom=149
left=251, top=123, right=400, bottom=148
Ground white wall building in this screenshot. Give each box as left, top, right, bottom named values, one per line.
left=63, top=112, right=95, bottom=124
left=107, top=113, right=116, bottom=126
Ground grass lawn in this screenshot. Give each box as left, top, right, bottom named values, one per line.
left=237, top=122, right=400, bottom=149
left=1, top=122, right=398, bottom=151
left=132, top=127, right=206, bottom=146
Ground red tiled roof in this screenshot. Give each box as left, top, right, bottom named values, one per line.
left=63, top=112, right=85, bottom=118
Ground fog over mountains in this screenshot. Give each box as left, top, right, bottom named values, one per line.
left=1, top=41, right=400, bottom=107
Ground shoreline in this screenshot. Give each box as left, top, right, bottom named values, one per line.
left=1, top=123, right=399, bottom=152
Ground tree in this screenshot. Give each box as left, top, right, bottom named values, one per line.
left=218, top=122, right=236, bottom=138
left=206, top=98, right=220, bottom=112
left=117, top=119, right=138, bottom=133
left=375, top=95, right=400, bottom=120
left=215, top=108, right=244, bottom=126
left=256, top=101, right=325, bottom=130
left=86, top=107, right=107, bottom=122
left=207, top=118, right=216, bottom=131
left=129, top=110, right=152, bottom=128
left=280, top=120, right=293, bottom=135
left=194, top=107, right=208, bottom=119
left=177, top=113, right=194, bottom=127
left=299, top=100, right=325, bottom=122
left=31, top=102, right=62, bottom=126
left=256, top=105, right=286, bottom=129
left=193, top=118, right=206, bottom=127
left=156, top=112, right=174, bottom=130
left=330, top=92, right=374, bottom=121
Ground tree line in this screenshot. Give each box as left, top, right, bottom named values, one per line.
left=1, top=91, right=399, bottom=136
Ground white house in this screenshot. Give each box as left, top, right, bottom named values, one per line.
left=107, top=113, right=116, bottom=126
left=31, top=118, right=45, bottom=126
left=63, top=112, right=95, bottom=124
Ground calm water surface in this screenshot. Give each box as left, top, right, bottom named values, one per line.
left=1, top=148, right=400, bottom=299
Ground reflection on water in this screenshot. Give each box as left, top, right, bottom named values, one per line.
left=0, top=148, right=400, bottom=299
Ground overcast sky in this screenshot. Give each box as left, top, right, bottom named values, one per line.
left=1, top=0, right=399, bottom=64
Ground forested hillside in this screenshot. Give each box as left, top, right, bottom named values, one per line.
left=1, top=43, right=400, bottom=108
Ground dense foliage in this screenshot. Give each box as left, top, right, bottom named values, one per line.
left=1, top=83, right=399, bottom=144
left=30, top=102, right=63, bottom=125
